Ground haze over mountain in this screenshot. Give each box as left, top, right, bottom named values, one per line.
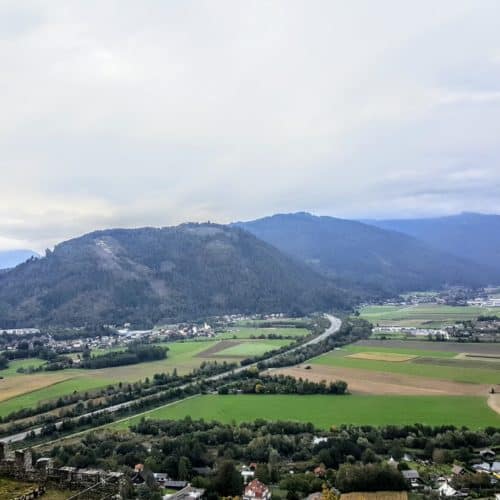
left=0, top=250, right=39, bottom=270
left=235, top=213, right=496, bottom=294
left=366, top=213, right=500, bottom=274
left=0, top=223, right=353, bottom=328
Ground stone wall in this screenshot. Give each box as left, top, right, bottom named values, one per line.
left=0, top=444, right=124, bottom=499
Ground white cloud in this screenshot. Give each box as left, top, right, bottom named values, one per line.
left=0, top=0, right=500, bottom=250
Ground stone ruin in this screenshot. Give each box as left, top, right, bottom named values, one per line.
left=0, top=442, right=125, bottom=499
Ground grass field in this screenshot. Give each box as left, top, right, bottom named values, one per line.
left=217, top=327, right=309, bottom=339
left=0, top=357, right=47, bottom=376
left=0, top=376, right=112, bottom=417
left=115, top=394, right=500, bottom=429
left=313, top=345, right=499, bottom=384
left=214, top=339, right=291, bottom=357
left=234, top=318, right=307, bottom=326
left=346, top=345, right=457, bottom=358
left=0, top=338, right=289, bottom=416
left=359, top=304, right=497, bottom=327
left=346, top=352, right=417, bottom=362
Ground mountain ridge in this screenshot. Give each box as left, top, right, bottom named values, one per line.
left=234, top=212, right=496, bottom=293
left=0, top=223, right=354, bottom=328
left=365, top=212, right=500, bottom=273
left=0, top=249, right=40, bottom=270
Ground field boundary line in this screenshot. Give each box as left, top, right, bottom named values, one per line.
left=0, top=375, right=78, bottom=405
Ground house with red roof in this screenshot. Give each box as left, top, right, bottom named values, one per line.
left=243, top=479, right=271, bottom=500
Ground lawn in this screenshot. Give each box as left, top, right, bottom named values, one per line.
left=313, top=346, right=498, bottom=384
left=359, top=304, right=497, bottom=327
left=116, top=394, right=500, bottom=429
left=217, top=327, right=309, bottom=340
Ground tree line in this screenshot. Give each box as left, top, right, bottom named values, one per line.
left=218, top=372, right=348, bottom=395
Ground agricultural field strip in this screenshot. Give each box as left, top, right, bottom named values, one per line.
left=0, top=326, right=316, bottom=422
left=355, top=339, right=500, bottom=355
left=359, top=304, right=498, bottom=327
left=0, top=340, right=228, bottom=416
left=346, top=352, right=418, bottom=362
left=0, top=358, right=47, bottom=376
left=272, top=365, right=490, bottom=396
left=216, top=327, right=309, bottom=339
left=312, top=346, right=500, bottom=385
left=114, top=394, right=500, bottom=429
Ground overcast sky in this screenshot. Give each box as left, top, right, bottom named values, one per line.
left=1, top=1, right=500, bottom=251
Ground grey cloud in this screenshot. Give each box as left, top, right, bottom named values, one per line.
left=1, top=1, right=500, bottom=250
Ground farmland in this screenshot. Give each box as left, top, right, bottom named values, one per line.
left=212, top=339, right=291, bottom=357
left=312, top=344, right=500, bottom=385
left=216, top=326, right=309, bottom=339
left=0, top=338, right=294, bottom=417
left=359, top=304, right=497, bottom=327
left=116, top=393, right=500, bottom=429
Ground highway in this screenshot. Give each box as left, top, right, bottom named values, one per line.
left=0, top=314, right=341, bottom=444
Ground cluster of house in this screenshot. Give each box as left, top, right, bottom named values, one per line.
left=468, top=297, right=500, bottom=308
left=131, top=463, right=273, bottom=500
left=373, top=326, right=450, bottom=339
left=387, top=448, right=500, bottom=498
left=445, top=320, right=500, bottom=342
left=0, top=328, right=40, bottom=336
left=132, top=464, right=205, bottom=499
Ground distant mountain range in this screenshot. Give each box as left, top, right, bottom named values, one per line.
left=366, top=213, right=500, bottom=273
left=235, top=212, right=497, bottom=294
left=0, top=212, right=498, bottom=327
left=0, top=250, right=39, bottom=270
left=0, top=224, right=354, bottom=327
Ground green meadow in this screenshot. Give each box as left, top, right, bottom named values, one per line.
left=217, top=327, right=309, bottom=340
left=115, top=394, right=500, bottom=429
left=0, top=358, right=47, bottom=376
left=215, top=339, right=292, bottom=357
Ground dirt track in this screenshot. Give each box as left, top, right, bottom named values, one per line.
left=488, top=394, right=500, bottom=416
left=271, top=365, right=494, bottom=396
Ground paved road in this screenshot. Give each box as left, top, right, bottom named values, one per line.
left=1, top=314, right=341, bottom=444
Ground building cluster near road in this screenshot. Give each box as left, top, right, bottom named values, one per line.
left=373, top=326, right=450, bottom=340
left=0, top=312, right=294, bottom=359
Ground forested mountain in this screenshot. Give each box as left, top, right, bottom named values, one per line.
left=366, top=212, right=500, bottom=273
left=235, top=212, right=495, bottom=294
left=0, top=224, right=353, bottom=328
left=0, top=250, right=39, bottom=269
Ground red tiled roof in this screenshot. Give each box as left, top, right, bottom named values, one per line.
left=245, top=479, right=269, bottom=496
